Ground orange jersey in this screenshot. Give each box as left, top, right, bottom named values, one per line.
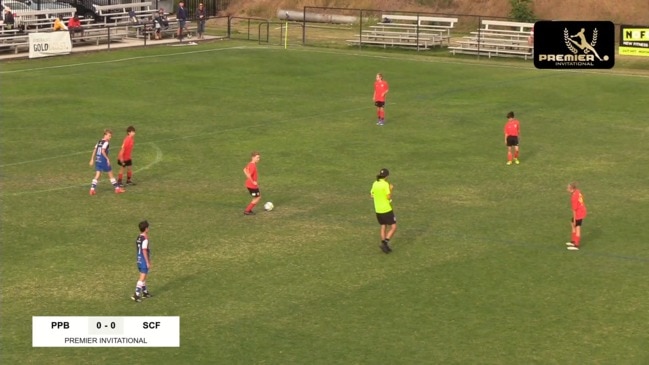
left=571, top=189, right=587, bottom=220
left=120, top=135, right=135, bottom=160
left=504, top=119, right=520, bottom=137
left=244, top=162, right=258, bottom=189
left=373, top=80, right=389, bottom=102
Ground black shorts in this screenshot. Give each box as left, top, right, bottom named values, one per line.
left=247, top=188, right=260, bottom=197
left=374, top=101, right=385, bottom=108
left=118, top=159, right=133, bottom=167
left=506, top=136, right=519, bottom=147
left=376, top=211, right=396, bottom=225
left=571, top=218, right=584, bottom=227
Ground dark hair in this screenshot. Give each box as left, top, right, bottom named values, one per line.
left=507, top=111, right=515, bottom=118
left=127, top=126, right=136, bottom=133
left=139, top=220, right=149, bottom=232
left=376, top=168, right=389, bottom=180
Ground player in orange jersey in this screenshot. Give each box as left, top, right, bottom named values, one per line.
left=566, top=182, right=587, bottom=251
left=117, top=126, right=136, bottom=186
left=243, top=151, right=261, bottom=215
left=373, top=73, right=389, bottom=126
left=504, top=111, right=521, bottom=165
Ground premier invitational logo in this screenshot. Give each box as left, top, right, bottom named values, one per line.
left=534, top=21, right=615, bottom=69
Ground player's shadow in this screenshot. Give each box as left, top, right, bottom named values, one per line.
left=153, top=272, right=205, bottom=297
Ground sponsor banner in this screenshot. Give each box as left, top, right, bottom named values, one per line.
left=534, top=20, right=615, bottom=69
left=619, top=25, right=649, bottom=57
left=29, top=32, right=72, bottom=59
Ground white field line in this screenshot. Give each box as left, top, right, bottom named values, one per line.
left=4, top=142, right=163, bottom=197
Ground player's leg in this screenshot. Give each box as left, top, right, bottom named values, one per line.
left=90, top=171, right=101, bottom=195
left=506, top=146, right=513, bottom=164
left=132, top=272, right=147, bottom=302
left=573, top=220, right=582, bottom=247
left=117, top=164, right=125, bottom=185
left=566, top=218, right=577, bottom=248
left=514, top=145, right=520, bottom=164
left=379, top=224, right=390, bottom=253
left=244, top=190, right=261, bottom=215
left=107, top=171, right=125, bottom=193
left=126, top=163, right=134, bottom=185
left=141, top=272, right=152, bottom=298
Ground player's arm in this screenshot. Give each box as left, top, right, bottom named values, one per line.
left=117, top=141, right=125, bottom=162
left=89, top=147, right=97, bottom=166
left=101, top=146, right=110, bottom=166
left=143, top=247, right=151, bottom=268
left=243, top=167, right=257, bottom=185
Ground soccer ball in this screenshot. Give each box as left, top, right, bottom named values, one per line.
left=264, top=202, right=274, bottom=211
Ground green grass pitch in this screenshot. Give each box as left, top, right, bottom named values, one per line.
left=2, top=43, right=649, bottom=364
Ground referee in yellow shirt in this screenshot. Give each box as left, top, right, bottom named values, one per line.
left=371, top=168, right=397, bottom=253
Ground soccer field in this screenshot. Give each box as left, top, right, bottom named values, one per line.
left=2, top=43, right=649, bottom=364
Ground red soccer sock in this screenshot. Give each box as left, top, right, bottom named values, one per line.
left=245, top=203, right=257, bottom=212
left=379, top=110, right=385, bottom=119
left=507, top=152, right=512, bottom=161
left=127, top=171, right=132, bottom=180
left=514, top=151, right=519, bottom=159
left=118, top=173, right=123, bottom=182
left=571, top=232, right=576, bottom=243
left=574, top=235, right=581, bottom=246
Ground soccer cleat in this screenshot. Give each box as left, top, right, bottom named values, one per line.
left=142, top=292, right=152, bottom=299
left=131, top=294, right=142, bottom=302
left=89, top=189, right=96, bottom=196
left=506, top=161, right=512, bottom=165
left=567, top=246, right=580, bottom=251
left=115, top=187, right=126, bottom=194
left=380, top=241, right=392, bottom=254
left=565, top=242, right=576, bottom=247
left=243, top=210, right=255, bottom=215
left=514, top=159, right=520, bottom=165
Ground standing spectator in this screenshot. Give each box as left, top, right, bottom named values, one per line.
left=504, top=111, right=521, bottom=165
left=373, top=73, right=389, bottom=126
left=243, top=151, right=261, bottom=215
left=195, top=3, right=207, bottom=39
left=176, top=1, right=187, bottom=41
left=67, top=14, right=83, bottom=38
left=370, top=168, right=397, bottom=253
left=3, top=7, right=15, bottom=30
left=117, top=126, right=136, bottom=186
left=88, top=129, right=126, bottom=195
left=131, top=220, right=153, bottom=302
left=566, top=182, right=587, bottom=251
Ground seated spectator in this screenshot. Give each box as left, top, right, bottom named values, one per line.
left=3, top=7, right=15, bottom=30
left=67, top=14, right=83, bottom=37
left=53, top=17, right=68, bottom=31
left=153, top=9, right=168, bottom=40
left=128, top=10, right=138, bottom=24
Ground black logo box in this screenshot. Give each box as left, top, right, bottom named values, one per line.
left=534, top=21, right=615, bottom=69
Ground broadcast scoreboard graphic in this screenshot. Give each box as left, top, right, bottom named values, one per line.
left=33, top=317, right=180, bottom=347
left=619, top=25, right=649, bottom=56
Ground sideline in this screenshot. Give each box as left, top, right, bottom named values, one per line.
left=2, top=43, right=648, bottom=79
